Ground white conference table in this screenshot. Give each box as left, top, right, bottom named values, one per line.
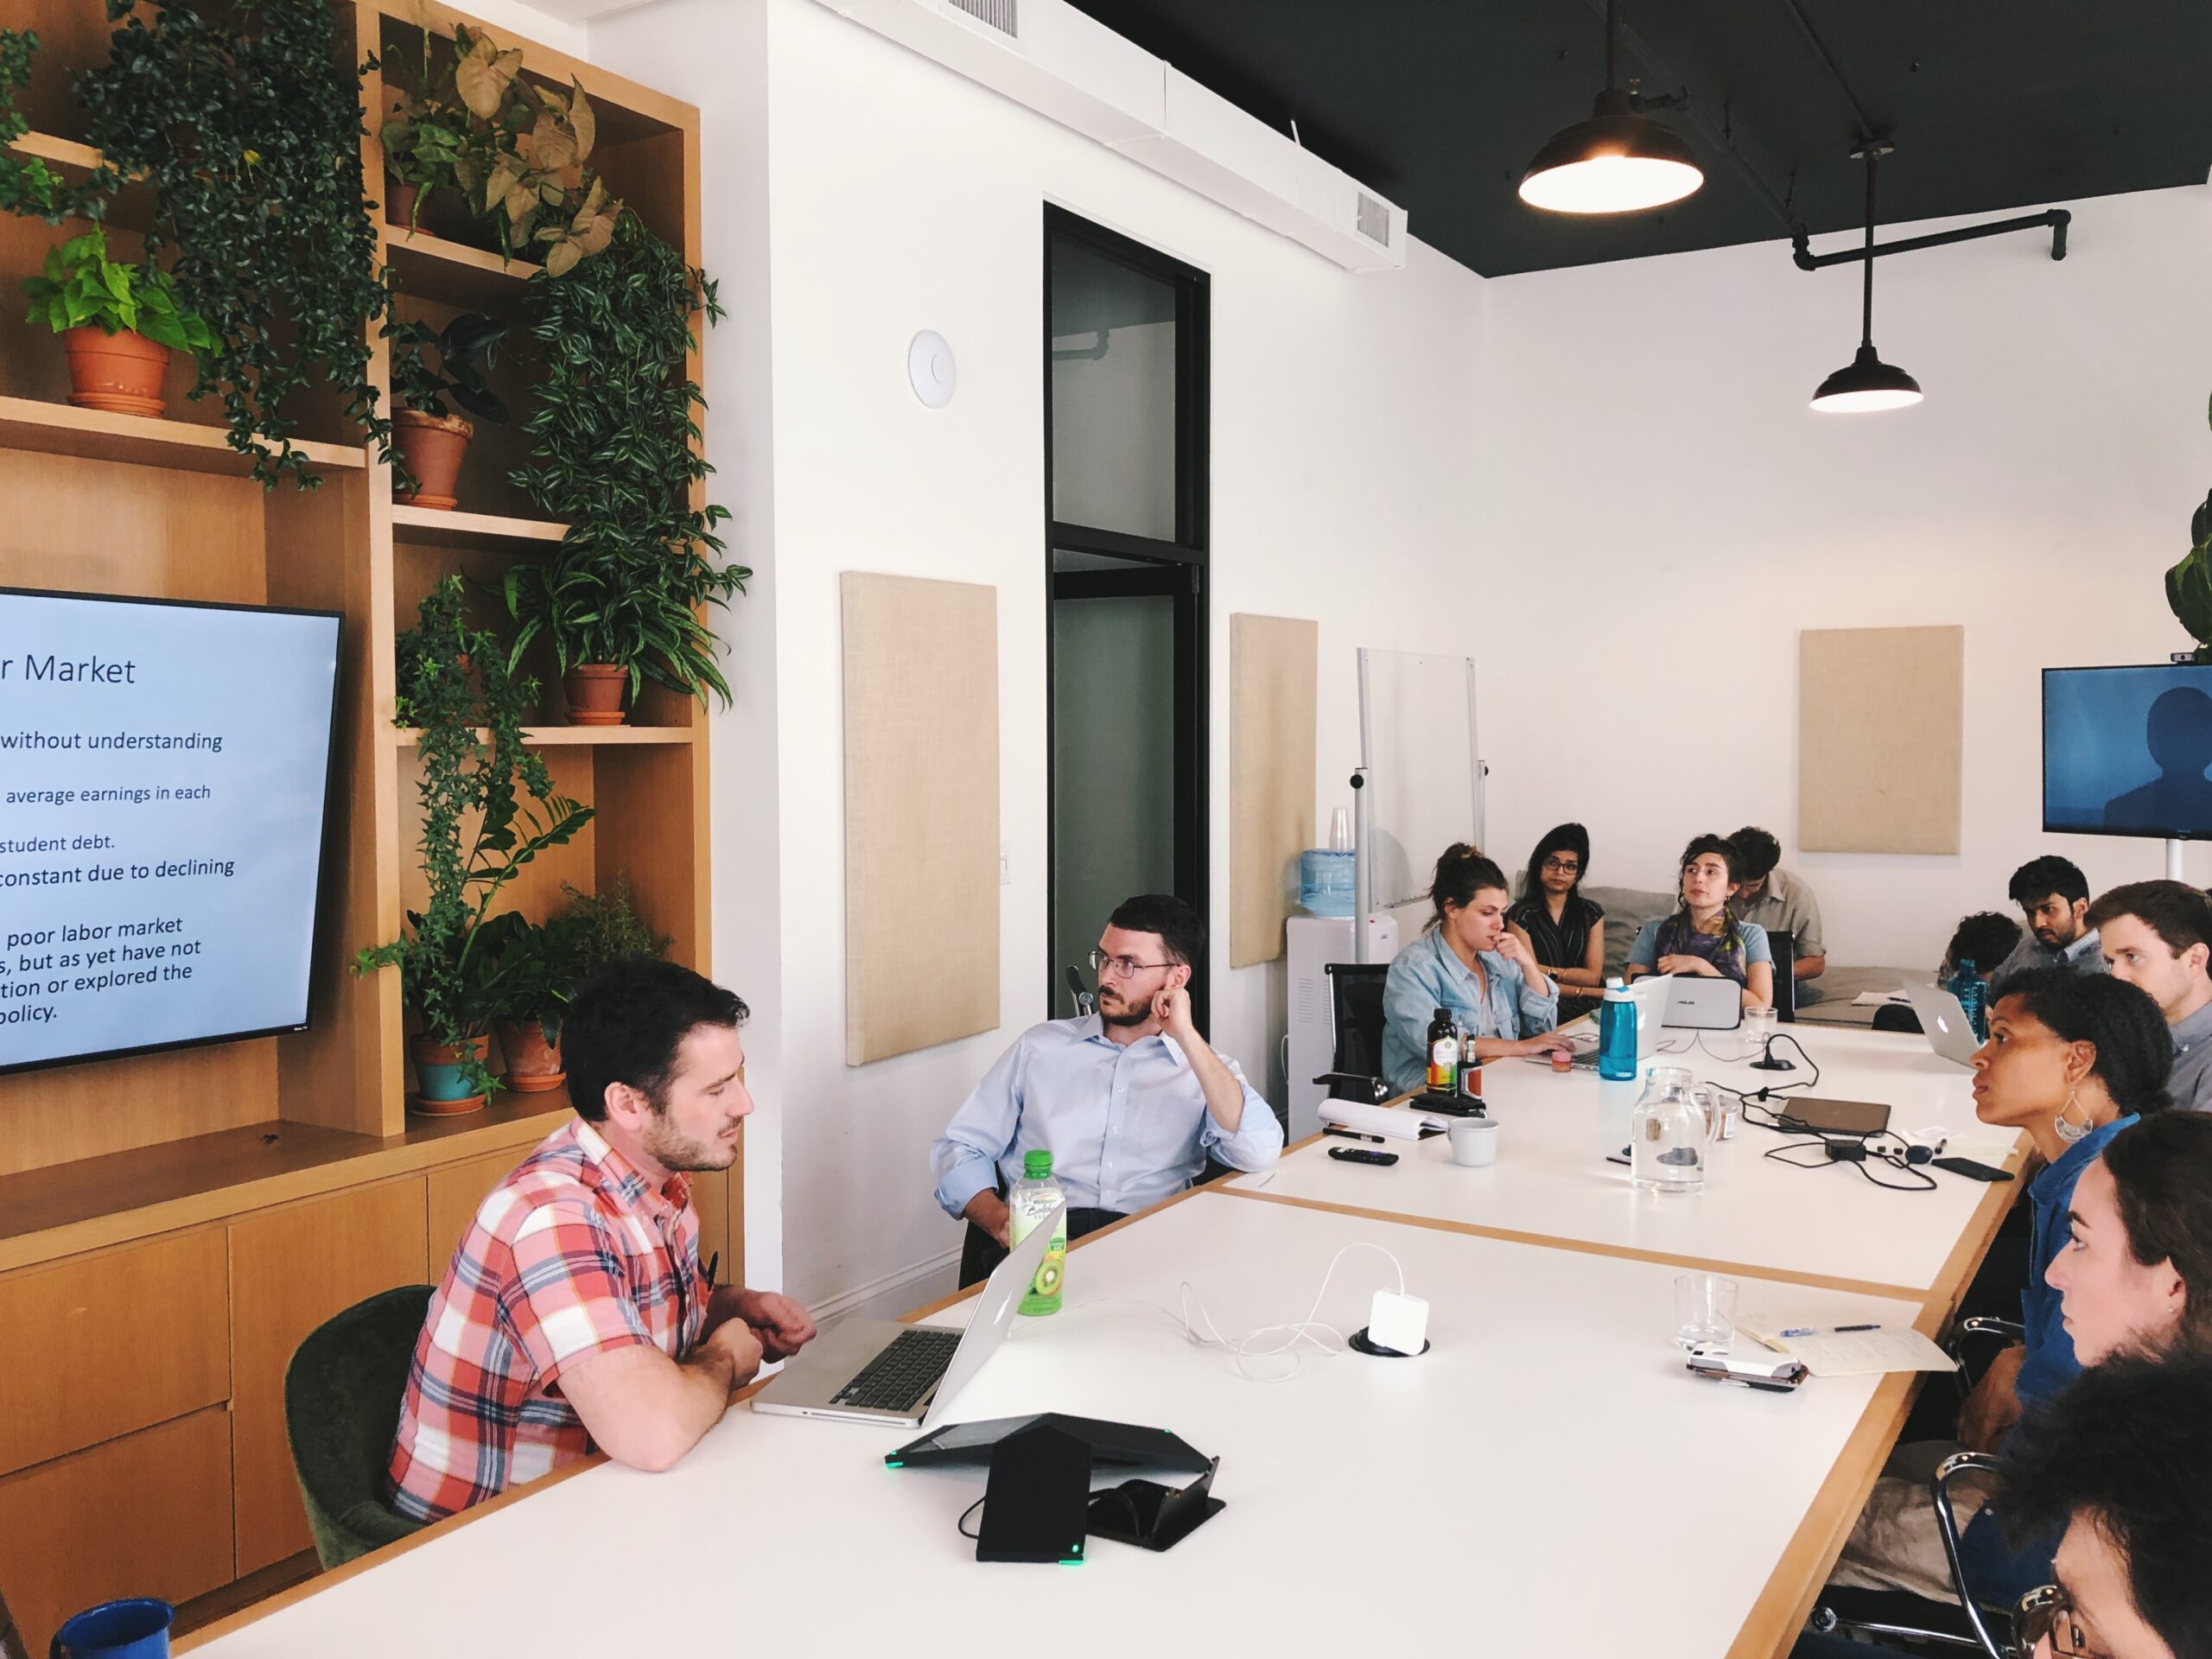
left=181, top=1191, right=1939, bottom=1659
left=1236, top=1024, right=2023, bottom=1299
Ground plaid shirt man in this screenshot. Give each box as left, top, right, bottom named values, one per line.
left=389, top=1117, right=708, bottom=1522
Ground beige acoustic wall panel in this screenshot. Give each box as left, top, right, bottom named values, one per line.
left=1230, top=614, right=1319, bottom=968
left=842, top=574, right=1001, bottom=1065
left=1799, top=625, right=1965, bottom=855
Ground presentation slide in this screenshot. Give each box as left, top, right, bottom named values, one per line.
left=2044, top=664, right=2212, bottom=838
left=0, top=589, right=340, bottom=1073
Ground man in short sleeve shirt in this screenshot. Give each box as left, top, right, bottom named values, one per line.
left=390, top=961, right=817, bottom=1522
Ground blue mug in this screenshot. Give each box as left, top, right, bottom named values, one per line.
left=48, top=1599, right=172, bottom=1659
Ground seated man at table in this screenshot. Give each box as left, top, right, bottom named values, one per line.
left=1992, top=855, right=2107, bottom=993
left=931, top=893, right=1282, bottom=1287
left=388, top=959, right=818, bottom=1523
left=2088, top=880, right=2212, bottom=1114
left=1727, top=825, right=1827, bottom=985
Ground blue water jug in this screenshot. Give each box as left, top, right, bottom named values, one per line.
left=1948, top=959, right=1988, bottom=1042
left=49, top=1599, right=172, bottom=1659
left=1299, top=848, right=1355, bottom=917
left=1598, top=979, right=1639, bottom=1082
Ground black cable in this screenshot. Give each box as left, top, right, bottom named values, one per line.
left=1762, top=1131, right=1936, bottom=1193
left=957, top=1494, right=986, bottom=1541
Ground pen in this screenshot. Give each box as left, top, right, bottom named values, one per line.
left=1834, top=1324, right=1880, bottom=1332
left=1325, top=1128, right=1384, bottom=1143
left=1779, top=1323, right=1881, bottom=1337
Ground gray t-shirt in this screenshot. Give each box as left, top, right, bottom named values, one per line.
left=2171, top=999, right=2212, bottom=1114
left=1990, top=928, right=2107, bottom=995
left=1732, top=867, right=1825, bottom=971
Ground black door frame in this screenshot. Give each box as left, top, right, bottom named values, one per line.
left=1044, top=206, right=1211, bottom=1027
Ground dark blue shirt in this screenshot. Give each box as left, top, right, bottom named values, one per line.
left=2017, top=1113, right=2136, bottom=1410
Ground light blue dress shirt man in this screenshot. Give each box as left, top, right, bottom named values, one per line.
left=931, top=894, right=1282, bottom=1244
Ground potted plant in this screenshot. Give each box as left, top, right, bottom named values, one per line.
left=356, top=577, right=592, bottom=1113
left=477, top=910, right=587, bottom=1093
left=558, top=873, right=671, bottom=969
left=21, top=228, right=214, bottom=418
left=2166, top=393, right=2212, bottom=664
left=507, top=212, right=747, bottom=722
left=378, top=17, right=497, bottom=238
left=389, top=311, right=509, bottom=510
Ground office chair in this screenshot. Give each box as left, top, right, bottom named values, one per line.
left=0, top=1579, right=23, bottom=1659
left=1874, top=1003, right=1927, bottom=1035
left=284, top=1285, right=434, bottom=1569
left=1768, top=930, right=1798, bottom=1023
left=1311, top=962, right=1392, bottom=1103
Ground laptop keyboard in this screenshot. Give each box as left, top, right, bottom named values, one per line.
left=830, top=1327, right=963, bottom=1413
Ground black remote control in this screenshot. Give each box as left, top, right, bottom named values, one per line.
left=1327, top=1147, right=1399, bottom=1166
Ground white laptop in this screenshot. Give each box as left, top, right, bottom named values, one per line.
left=1904, top=982, right=1983, bottom=1066
left=752, top=1197, right=1064, bottom=1428
left=1662, top=977, right=1744, bottom=1031
left=1560, top=976, right=1674, bottom=1067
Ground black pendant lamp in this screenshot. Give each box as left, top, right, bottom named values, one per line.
left=1517, top=0, right=1702, bottom=215
left=1811, top=142, right=1923, bottom=413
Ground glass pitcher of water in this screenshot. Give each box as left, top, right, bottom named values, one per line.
left=1630, top=1066, right=1720, bottom=1193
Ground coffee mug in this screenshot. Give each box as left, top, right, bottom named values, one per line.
left=1447, top=1116, right=1497, bottom=1167
left=48, top=1599, right=172, bottom=1659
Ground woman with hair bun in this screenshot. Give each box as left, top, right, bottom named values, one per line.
left=1379, top=843, right=1570, bottom=1094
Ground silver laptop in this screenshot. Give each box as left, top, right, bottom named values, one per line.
left=1564, top=976, right=1674, bottom=1069
left=1904, top=982, right=1982, bottom=1066
left=752, top=1198, right=1064, bottom=1428
left=1663, top=977, right=1744, bottom=1031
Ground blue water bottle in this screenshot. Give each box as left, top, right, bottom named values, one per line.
left=1598, top=978, right=1639, bottom=1082
left=1948, top=959, right=1988, bottom=1042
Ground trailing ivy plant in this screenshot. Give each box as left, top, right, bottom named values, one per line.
left=2168, top=392, right=2212, bottom=664
left=506, top=212, right=747, bottom=706
left=73, top=0, right=391, bottom=487
left=357, top=576, right=593, bottom=1098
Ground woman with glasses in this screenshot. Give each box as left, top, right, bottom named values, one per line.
left=1380, top=843, right=1570, bottom=1095
left=1506, top=823, right=1605, bottom=1011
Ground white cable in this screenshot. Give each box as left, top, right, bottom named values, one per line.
left=1176, top=1241, right=1407, bottom=1383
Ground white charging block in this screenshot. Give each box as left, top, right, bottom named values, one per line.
left=1364, top=1289, right=1429, bottom=1357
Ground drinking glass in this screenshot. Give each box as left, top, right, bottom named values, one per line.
left=1674, top=1272, right=1738, bottom=1352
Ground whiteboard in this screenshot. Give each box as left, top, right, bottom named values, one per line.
left=1358, top=648, right=1484, bottom=909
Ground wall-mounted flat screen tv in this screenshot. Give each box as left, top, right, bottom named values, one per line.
left=0, top=588, right=341, bottom=1075
left=2044, top=663, right=2212, bottom=840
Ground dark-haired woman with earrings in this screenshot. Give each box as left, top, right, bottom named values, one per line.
left=1380, top=843, right=1571, bottom=1095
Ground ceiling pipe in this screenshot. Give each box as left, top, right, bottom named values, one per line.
left=1792, top=207, right=2071, bottom=270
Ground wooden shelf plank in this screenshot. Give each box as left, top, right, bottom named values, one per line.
left=9, top=130, right=104, bottom=173
left=385, top=228, right=544, bottom=310
left=0, top=1099, right=570, bottom=1274
left=390, top=504, right=569, bottom=550
left=391, top=724, right=694, bottom=747
left=0, top=395, right=365, bottom=479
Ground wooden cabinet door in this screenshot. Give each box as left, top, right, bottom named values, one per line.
left=0, top=1407, right=232, bottom=1656
left=424, top=1148, right=530, bottom=1279
left=0, top=1228, right=228, bottom=1476
left=228, top=1180, right=428, bottom=1576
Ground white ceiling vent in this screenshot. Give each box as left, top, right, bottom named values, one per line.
left=815, top=0, right=1406, bottom=272
left=946, top=0, right=1016, bottom=39
left=1357, top=192, right=1392, bottom=248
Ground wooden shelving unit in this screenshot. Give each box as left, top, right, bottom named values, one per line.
left=0, top=10, right=721, bottom=1642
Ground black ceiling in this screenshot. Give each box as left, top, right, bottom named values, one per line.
left=1060, top=0, right=2212, bottom=277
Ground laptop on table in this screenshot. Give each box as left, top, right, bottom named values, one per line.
left=752, top=1196, right=1065, bottom=1428
left=1904, top=982, right=1982, bottom=1066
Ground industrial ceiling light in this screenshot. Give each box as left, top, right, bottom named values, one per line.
left=1517, top=0, right=1703, bottom=215
left=1811, top=141, right=1923, bottom=413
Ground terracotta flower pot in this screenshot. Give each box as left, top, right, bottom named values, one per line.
left=392, top=408, right=474, bottom=511
left=411, top=1034, right=488, bottom=1116
left=62, top=325, right=169, bottom=419
left=385, top=178, right=423, bottom=233
left=496, top=1016, right=566, bottom=1094
left=562, top=664, right=631, bottom=727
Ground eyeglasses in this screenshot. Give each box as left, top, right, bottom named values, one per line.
left=1541, top=856, right=1581, bottom=874
left=1090, top=949, right=1174, bottom=981
left=2015, top=1586, right=2104, bottom=1659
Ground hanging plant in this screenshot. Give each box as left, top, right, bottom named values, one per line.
left=505, top=212, right=746, bottom=708
left=73, top=0, right=391, bottom=486
left=357, top=576, right=593, bottom=1103
left=2167, top=393, right=2212, bottom=664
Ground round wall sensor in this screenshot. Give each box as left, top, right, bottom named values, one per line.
left=908, top=330, right=956, bottom=409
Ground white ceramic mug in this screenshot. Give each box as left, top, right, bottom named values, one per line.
left=1448, top=1116, right=1497, bottom=1167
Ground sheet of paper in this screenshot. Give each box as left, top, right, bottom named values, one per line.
left=1738, top=1320, right=1955, bottom=1377
left=1853, top=990, right=1911, bottom=1007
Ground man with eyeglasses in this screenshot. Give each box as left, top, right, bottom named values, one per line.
left=930, top=893, right=1282, bottom=1286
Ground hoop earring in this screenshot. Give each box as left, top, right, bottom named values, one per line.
left=2053, top=1088, right=2094, bottom=1147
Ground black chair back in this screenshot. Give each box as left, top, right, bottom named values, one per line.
left=1322, top=963, right=1392, bottom=1099
left=1768, top=929, right=1798, bottom=1023
left=1872, top=1003, right=1925, bottom=1034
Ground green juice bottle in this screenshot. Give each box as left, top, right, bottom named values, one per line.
left=1007, top=1148, right=1068, bottom=1317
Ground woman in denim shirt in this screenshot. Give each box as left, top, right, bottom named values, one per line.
left=1381, top=843, right=1570, bottom=1094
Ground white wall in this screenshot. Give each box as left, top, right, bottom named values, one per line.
left=454, top=0, right=589, bottom=57
left=591, top=0, right=1487, bottom=1312
left=1475, top=186, right=2212, bottom=970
